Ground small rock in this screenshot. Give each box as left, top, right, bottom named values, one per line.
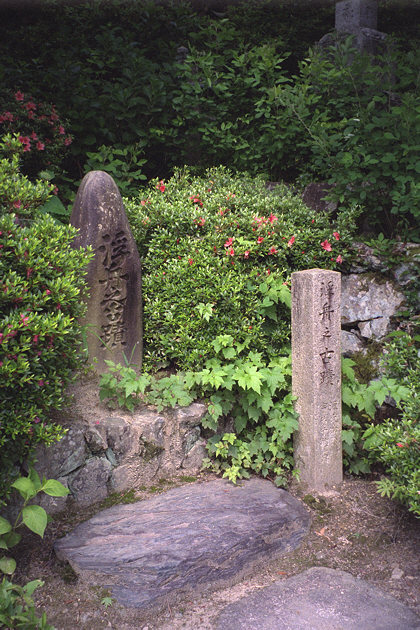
left=391, top=567, right=404, bottom=580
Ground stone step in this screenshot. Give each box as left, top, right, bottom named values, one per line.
left=54, top=478, right=310, bottom=610
left=215, top=566, right=420, bottom=630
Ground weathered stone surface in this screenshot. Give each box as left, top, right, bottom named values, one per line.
left=68, top=457, right=112, bottom=507
left=33, top=380, right=208, bottom=509
left=215, top=567, right=420, bottom=630
left=301, top=182, right=337, bottom=213
left=341, top=330, right=365, bottom=355
left=336, top=0, right=378, bottom=32
left=54, top=479, right=310, bottom=610
left=341, top=274, right=405, bottom=340
left=292, top=269, right=342, bottom=494
left=70, top=170, right=142, bottom=373
left=35, top=426, right=88, bottom=479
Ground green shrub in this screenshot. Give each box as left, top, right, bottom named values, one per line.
left=362, top=327, right=420, bottom=515
left=278, top=36, right=420, bottom=238
left=125, top=166, right=360, bottom=371
left=0, top=90, right=72, bottom=197
left=0, top=134, right=92, bottom=500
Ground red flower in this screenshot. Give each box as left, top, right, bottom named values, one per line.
left=321, top=239, right=332, bottom=251
left=268, top=213, right=278, bottom=224
left=156, top=180, right=166, bottom=192
left=287, top=236, right=295, bottom=248
left=227, top=248, right=235, bottom=257
left=188, top=258, right=194, bottom=265
left=396, top=442, right=405, bottom=448
left=15, top=91, right=24, bottom=102
left=333, top=232, right=340, bottom=241
left=244, top=250, right=250, bottom=259
left=224, top=237, right=234, bottom=248
left=336, top=255, right=343, bottom=264
left=268, top=246, right=278, bottom=255
left=257, top=236, right=264, bottom=244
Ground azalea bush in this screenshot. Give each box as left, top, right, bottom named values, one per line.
left=0, top=134, right=92, bottom=500
left=126, top=166, right=360, bottom=371
left=0, top=90, right=72, bottom=186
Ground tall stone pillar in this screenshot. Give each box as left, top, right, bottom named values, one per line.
left=70, top=171, right=143, bottom=373
left=291, top=269, right=342, bottom=494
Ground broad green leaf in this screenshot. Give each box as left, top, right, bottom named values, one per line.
left=1, top=532, right=21, bottom=548
left=41, top=479, right=70, bottom=497
left=0, top=517, right=11, bottom=536
left=23, top=579, right=43, bottom=596
left=11, top=477, right=36, bottom=501
left=0, top=556, right=16, bottom=575
left=22, top=505, right=48, bottom=538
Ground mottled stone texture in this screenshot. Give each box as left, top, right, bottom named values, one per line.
left=335, top=0, right=378, bottom=32
left=70, top=171, right=142, bottom=372
left=54, top=479, right=310, bottom=610
left=292, top=269, right=342, bottom=494
left=215, top=567, right=420, bottom=630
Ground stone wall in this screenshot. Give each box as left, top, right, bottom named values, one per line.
left=33, top=379, right=207, bottom=512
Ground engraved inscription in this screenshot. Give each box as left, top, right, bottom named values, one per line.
left=97, top=231, right=130, bottom=348
left=319, top=280, right=336, bottom=385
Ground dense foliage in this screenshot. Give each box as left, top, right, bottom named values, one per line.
left=0, top=1, right=419, bottom=239
left=125, top=167, right=358, bottom=371
left=0, top=135, right=92, bottom=499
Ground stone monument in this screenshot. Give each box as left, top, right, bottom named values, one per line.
left=70, top=171, right=142, bottom=373
left=335, top=0, right=386, bottom=56
left=291, top=269, right=342, bottom=494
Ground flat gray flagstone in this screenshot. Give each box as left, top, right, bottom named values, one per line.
left=54, top=478, right=310, bottom=609
left=215, top=566, right=420, bottom=630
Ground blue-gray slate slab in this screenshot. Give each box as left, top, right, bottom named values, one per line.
left=54, top=478, right=310, bottom=610
left=215, top=566, right=420, bottom=630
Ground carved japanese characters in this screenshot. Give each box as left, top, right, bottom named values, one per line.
left=70, top=171, right=142, bottom=372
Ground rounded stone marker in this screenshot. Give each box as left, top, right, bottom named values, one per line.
left=54, top=478, right=310, bottom=610
left=70, top=170, right=142, bottom=372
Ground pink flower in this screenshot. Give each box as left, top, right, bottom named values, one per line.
left=268, top=213, right=278, bottom=224
left=13, top=200, right=22, bottom=209
left=244, top=250, right=250, bottom=259
left=396, top=442, right=405, bottom=448
left=227, top=248, right=235, bottom=257
left=336, top=255, right=343, bottom=264
left=321, top=239, right=332, bottom=251
left=0, top=111, right=14, bottom=123
left=64, top=136, right=72, bottom=146
left=257, top=236, right=264, bottom=244
left=333, top=232, right=340, bottom=241
left=156, top=180, right=166, bottom=192
left=45, top=289, right=51, bottom=295
left=30, top=131, right=38, bottom=140
left=15, top=91, right=24, bottom=101
left=268, top=246, right=278, bottom=255
left=141, top=200, right=146, bottom=206
left=36, top=141, right=45, bottom=151
left=33, top=335, right=39, bottom=345
left=38, top=380, right=45, bottom=387
left=224, top=237, right=234, bottom=248
left=188, top=258, right=194, bottom=265
left=58, top=125, right=65, bottom=134
left=25, top=101, right=36, bottom=111
left=287, top=236, right=295, bottom=248
left=34, top=417, right=40, bottom=423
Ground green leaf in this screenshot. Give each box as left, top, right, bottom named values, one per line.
left=41, top=479, right=70, bottom=497
left=11, top=477, right=36, bottom=502
left=22, top=505, right=48, bottom=538
left=0, top=517, right=11, bottom=536
left=23, top=579, right=44, bottom=596
left=0, top=556, right=16, bottom=575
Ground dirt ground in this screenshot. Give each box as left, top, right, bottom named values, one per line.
left=14, top=472, right=420, bottom=630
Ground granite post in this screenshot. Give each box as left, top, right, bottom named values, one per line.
left=70, top=170, right=142, bottom=373
left=292, top=269, right=342, bottom=494
left=335, top=0, right=386, bottom=56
